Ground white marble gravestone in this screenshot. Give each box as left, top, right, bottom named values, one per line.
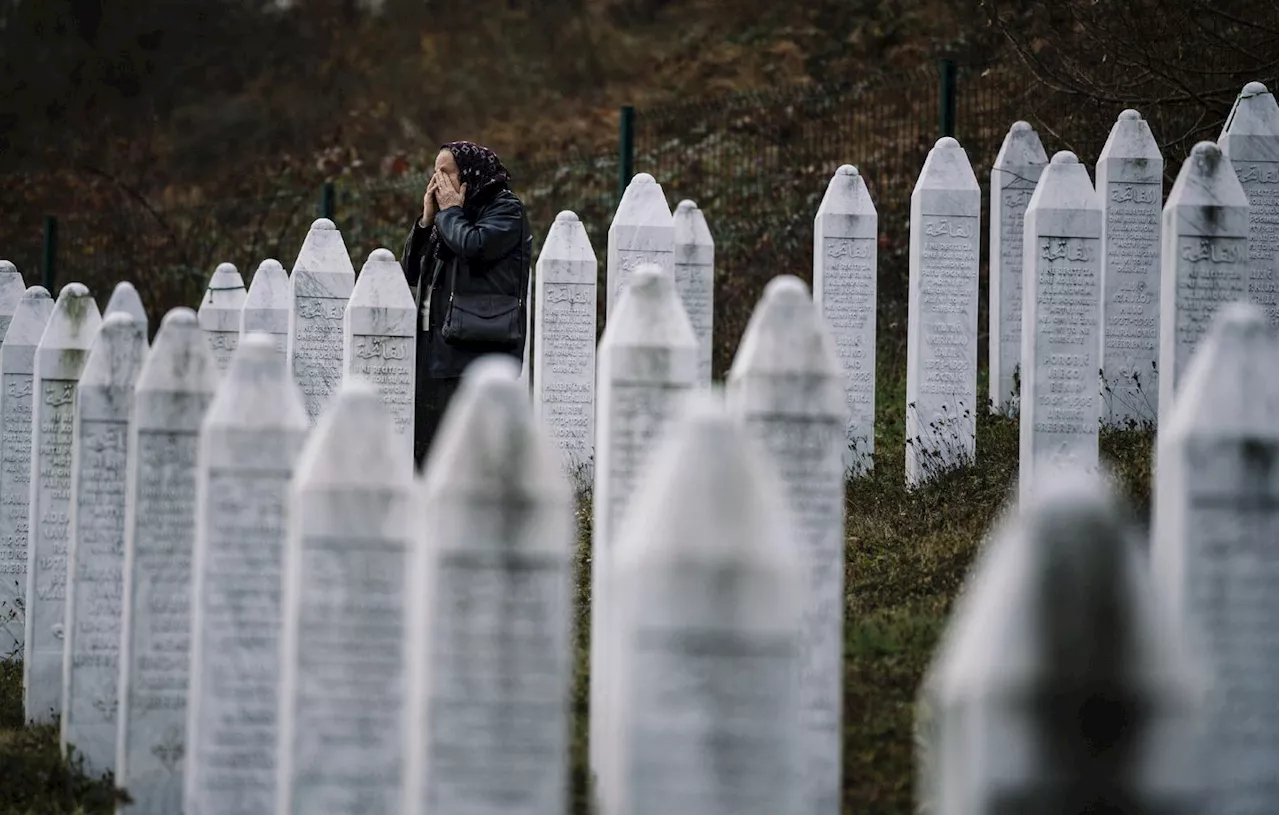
left=198, top=263, right=247, bottom=376
left=115, top=308, right=218, bottom=815
left=533, top=211, right=597, bottom=476
left=241, top=259, right=290, bottom=356
left=918, top=472, right=1202, bottom=813
left=24, top=282, right=102, bottom=723
left=343, top=248, right=416, bottom=438
left=276, top=380, right=414, bottom=815
left=288, top=218, right=356, bottom=421
left=605, top=395, right=800, bottom=815
left=409, top=357, right=574, bottom=815
left=184, top=333, right=309, bottom=815
left=726, top=275, right=845, bottom=815
left=1152, top=303, right=1278, bottom=814
left=905, top=137, right=981, bottom=487
left=0, top=287, right=53, bottom=656
left=0, top=260, right=24, bottom=342
left=673, top=199, right=714, bottom=385
left=606, top=173, right=674, bottom=316
left=1098, top=110, right=1163, bottom=427
left=1019, top=151, right=1103, bottom=502
left=813, top=164, right=878, bottom=476
left=1158, top=142, right=1250, bottom=422
left=589, top=263, right=697, bottom=799
left=61, top=312, right=147, bottom=776
left=104, top=281, right=149, bottom=335
left=1219, top=82, right=1279, bottom=331
left=989, top=121, right=1048, bottom=415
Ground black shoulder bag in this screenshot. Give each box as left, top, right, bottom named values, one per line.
left=439, top=212, right=529, bottom=352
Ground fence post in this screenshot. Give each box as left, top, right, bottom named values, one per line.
left=618, top=105, right=635, bottom=202
left=41, top=215, right=57, bottom=293
left=938, top=59, right=957, bottom=140
left=320, top=181, right=336, bottom=221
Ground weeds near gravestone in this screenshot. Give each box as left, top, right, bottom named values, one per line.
left=905, top=401, right=978, bottom=485
left=1, top=590, right=21, bottom=661
left=1100, top=362, right=1158, bottom=431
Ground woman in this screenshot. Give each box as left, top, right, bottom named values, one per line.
left=401, top=141, right=532, bottom=469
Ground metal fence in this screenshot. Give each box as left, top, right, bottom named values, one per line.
left=4, top=56, right=1250, bottom=374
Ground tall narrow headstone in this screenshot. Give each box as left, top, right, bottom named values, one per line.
left=918, top=472, right=1203, bottom=813
left=813, top=164, right=878, bottom=475
left=726, top=276, right=845, bottom=815
left=1219, top=82, right=1279, bottom=330
left=1152, top=303, right=1278, bottom=813
left=115, top=308, right=218, bottom=815
left=604, top=395, right=800, bottom=815
left=1158, top=142, right=1250, bottom=421
left=988, top=121, right=1049, bottom=414
left=198, top=263, right=247, bottom=375
left=288, top=218, right=356, bottom=421
left=1019, top=152, right=1103, bottom=501
left=184, top=334, right=310, bottom=815
left=343, top=248, right=416, bottom=438
left=0, top=260, right=24, bottom=342
left=409, top=357, right=574, bottom=815
left=61, top=312, right=147, bottom=776
left=276, top=381, right=414, bottom=815
left=0, top=287, right=53, bottom=656
left=905, top=137, right=981, bottom=487
left=606, top=173, right=674, bottom=316
left=241, top=259, right=290, bottom=355
left=104, top=281, right=149, bottom=335
left=533, top=211, right=597, bottom=476
left=673, top=200, right=714, bottom=385
left=24, top=282, right=101, bottom=723
left=589, top=263, right=697, bottom=800
left=1098, top=110, right=1163, bottom=427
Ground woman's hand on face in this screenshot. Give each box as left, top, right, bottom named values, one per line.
left=421, top=175, right=440, bottom=227
left=435, top=172, right=467, bottom=211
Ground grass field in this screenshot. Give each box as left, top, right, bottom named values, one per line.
left=0, top=368, right=1155, bottom=815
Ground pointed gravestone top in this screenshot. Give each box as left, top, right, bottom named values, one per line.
left=199, top=263, right=247, bottom=374
left=1164, top=302, right=1278, bottom=439
left=544, top=211, right=596, bottom=261
left=1028, top=150, right=1097, bottom=209
left=241, top=259, right=290, bottom=351
left=1101, top=109, right=1162, bottom=160
left=996, top=121, right=1049, bottom=167
left=818, top=164, right=875, bottom=214
left=345, top=248, right=415, bottom=438
left=350, top=248, right=415, bottom=310
left=1220, top=81, right=1279, bottom=143
left=673, top=200, right=712, bottom=244
left=0, top=260, right=24, bottom=341
left=79, top=311, right=147, bottom=389
left=601, top=263, right=696, bottom=351
left=206, top=332, right=308, bottom=430
left=613, top=174, right=671, bottom=227
left=672, top=199, right=714, bottom=385
left=295, top=379, right=408, bottom=485
left=426, top=356, right=567, bottom=500
left=203, top=262, right=245, bottom=297
left=42, top=282, right=102, bottom=353
left=104, top=281, right=149, bottom=336
left=4, top=286, right=53, bottom=346
left=292, top=218, right=356, bottom=277
left=607, top=174, right=674, bottom=314
left=138, top=307, right=217, bottom=395
left=1169, top=142, right=1249, bottom=209
left=730, top=275, right=843, bottom=382
left=916, top=136, right=980, bottom=192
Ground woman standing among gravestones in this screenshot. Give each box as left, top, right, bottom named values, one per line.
left=401, top=141, right=533, bottom=469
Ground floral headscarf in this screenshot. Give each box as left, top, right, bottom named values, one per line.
left=424, top=141, right=513, bottom=267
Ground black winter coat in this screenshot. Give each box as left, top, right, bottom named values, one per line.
left=400, top=188, right=533, bottom=379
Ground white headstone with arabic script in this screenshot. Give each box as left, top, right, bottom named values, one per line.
left=533, top=211, right=597, bottom=476
left=24, top=282, right=101, bottom=724
left=276, top=381, right=414, bottom=815
left=813, top=164, right=878, bottom=476
left=0, top=260, right=25, bottom=343
left=409, top=357, right=574, bottom=815
left=115, top=308, right=218, bottom=815
left=1098, top=110, right=1163, bottom=428
left=1153, top=303, right=1278, bottom=814
left=198, top=263, right=247, bottom=376
left=605, top=394, right=801, bottom=815
left=241, top=259, right=290, bottom=356
left=1219, top=82, right=1279, bottom=331
left=184, top=334, right=309, bottom=815
left=1019, top=151, right=1103, bottom=502
left=606, top=173, right=674, bottom=317
left=988, top=121, right=1048, bottom=415
left=288, top=218, right=356, bottom=421
left=60, top=312, right=147, bottom=777
left=1158, top=142, right=1250, bottom=422
left=343, top=248, right=416, bottom=439
left=673, top=200, right=714, bottom=385
left=905, top=137, right=981, bottom=487
left=726, top=275, right=845, bottom=815
left=590, top=263, right=697, bottom=809
left=0, top=286, right=52, bottom=656
left=104, top=281, right=149, bottom=336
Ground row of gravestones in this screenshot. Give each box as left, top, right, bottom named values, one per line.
left=923, top=301, right=1278, bottom=814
